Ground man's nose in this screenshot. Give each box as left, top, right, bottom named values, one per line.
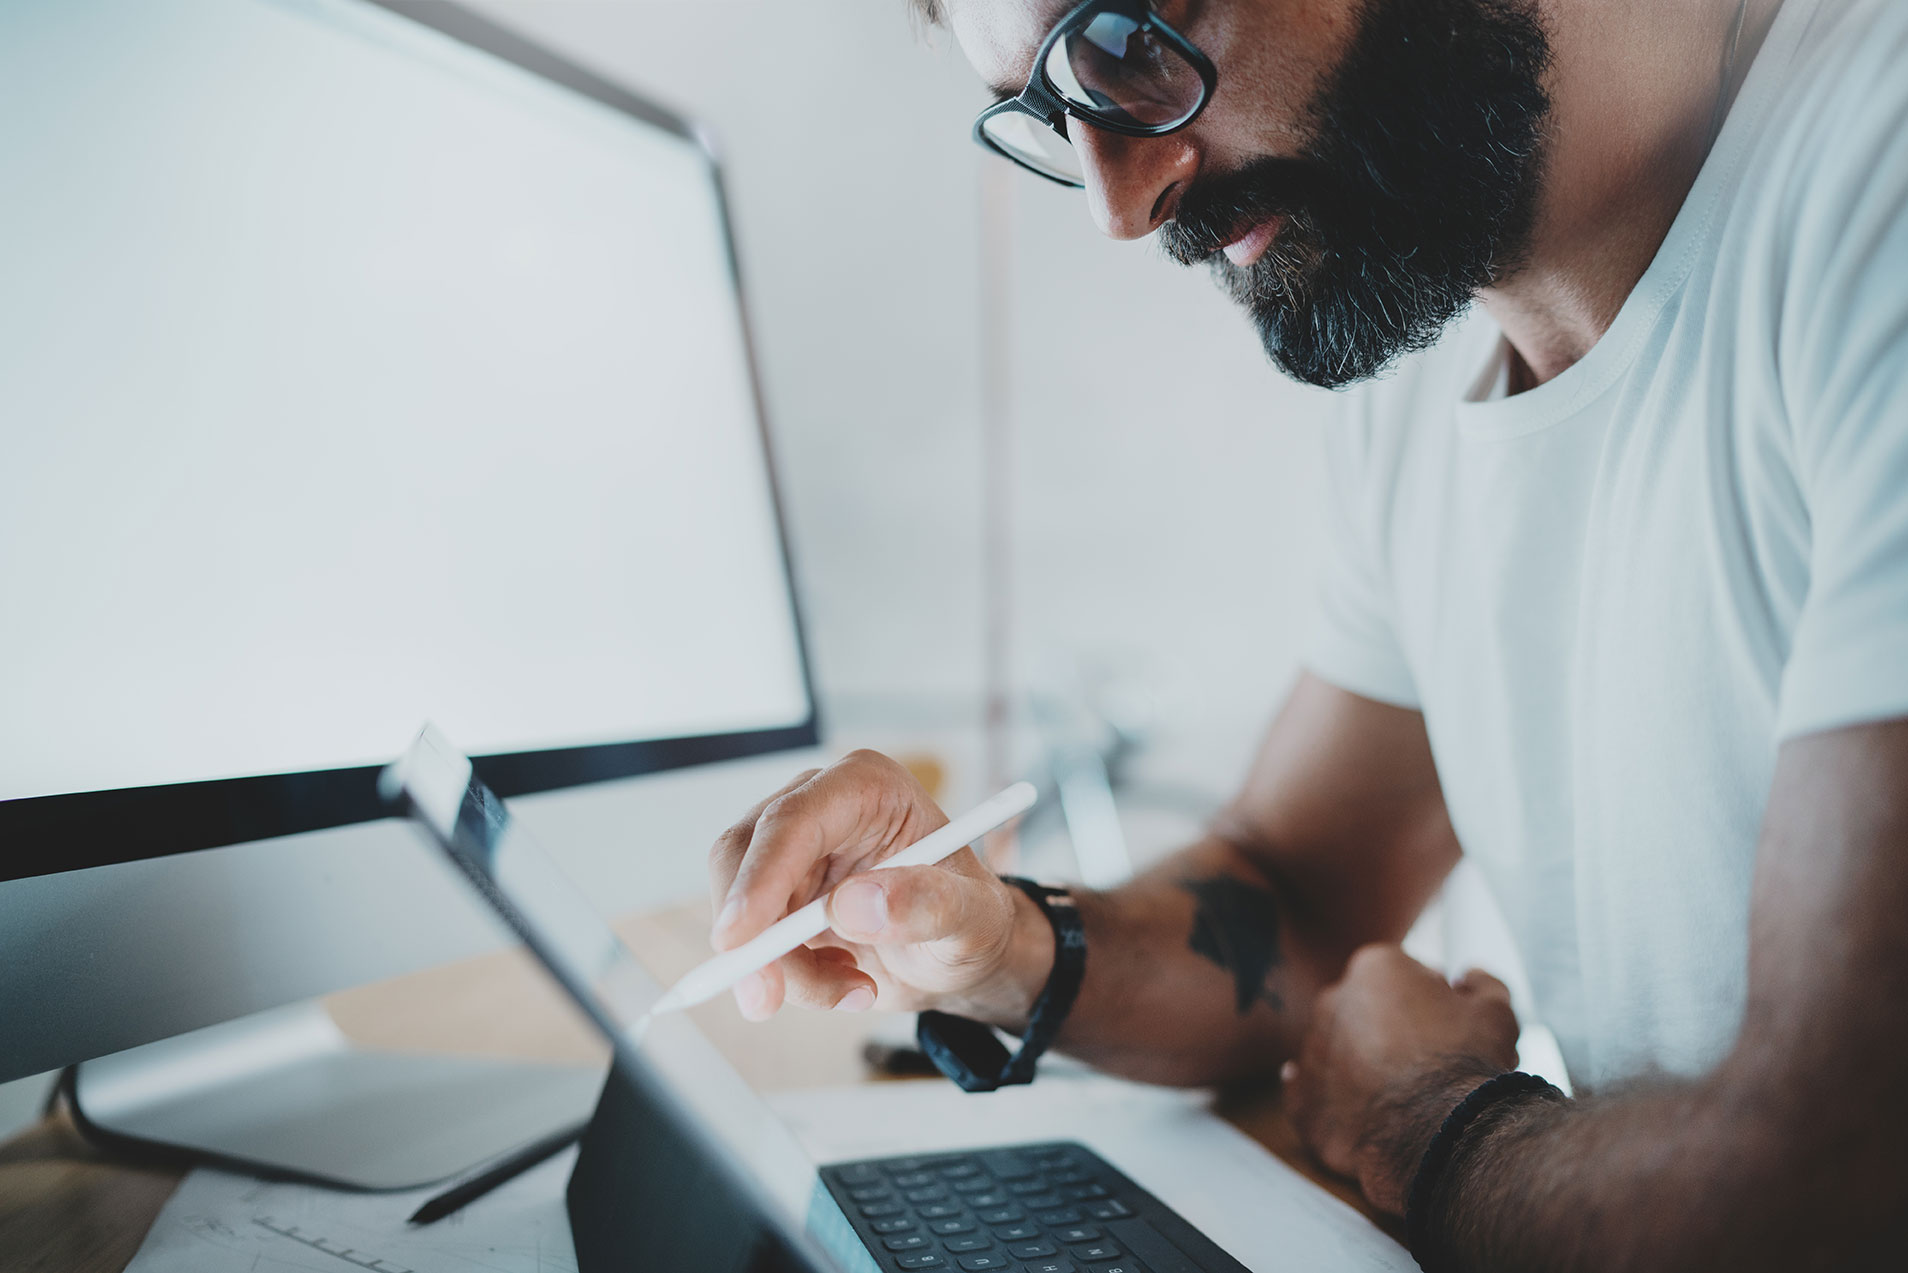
left=1072, top=122, right=1198, bottom=240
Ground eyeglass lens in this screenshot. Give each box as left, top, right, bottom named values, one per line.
left=1045, top=11, right=1203, bottom=128
left=980, top=109, right=1083, bottom=184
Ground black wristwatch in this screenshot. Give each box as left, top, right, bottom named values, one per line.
left=916, top=877, right=1087, bottom=1093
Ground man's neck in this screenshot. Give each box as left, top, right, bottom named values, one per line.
left=1479, top=0, right=1781, bottom=390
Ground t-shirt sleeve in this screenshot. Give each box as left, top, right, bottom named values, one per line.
left=1303, top=404, right=1420, bottom=710
left=1772, top=4, right=1908, bottom=740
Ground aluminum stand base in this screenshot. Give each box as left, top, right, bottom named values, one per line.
left=70, top=1000, right=603, bottom=1189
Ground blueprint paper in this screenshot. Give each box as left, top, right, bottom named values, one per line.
left=123, top=1148, right=578, bottom=1273
left=768, top=1075, right=1414, bottom=1273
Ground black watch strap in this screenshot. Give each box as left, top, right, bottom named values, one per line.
left=916, top=876, right=1086, bottom=1093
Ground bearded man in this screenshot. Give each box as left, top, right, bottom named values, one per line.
left=706, top=2, right=1908, bottom=1267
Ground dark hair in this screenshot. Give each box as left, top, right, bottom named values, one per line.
left=911, top=0, right=945, bottom=24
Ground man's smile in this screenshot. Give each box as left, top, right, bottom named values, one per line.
left=1220, top=216, right=1285, bottom=267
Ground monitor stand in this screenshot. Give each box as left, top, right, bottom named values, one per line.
left=66, top=1000, right=604, bottom=1189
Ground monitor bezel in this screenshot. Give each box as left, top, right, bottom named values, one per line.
left=0, top=0, right=821, bottom=885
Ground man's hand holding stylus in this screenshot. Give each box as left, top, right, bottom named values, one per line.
left=706, top=750, right=1055, bottom=1025
left=705, top=680, right=1475, bottom=1108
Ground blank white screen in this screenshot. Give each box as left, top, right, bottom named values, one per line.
left=0, top=0, right=811, bottom=802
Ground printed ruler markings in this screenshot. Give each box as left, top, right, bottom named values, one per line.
left=252, top=1216, right=415, bottom=1273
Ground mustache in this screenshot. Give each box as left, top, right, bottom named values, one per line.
left=1157, top=156, right=1337, bottom=265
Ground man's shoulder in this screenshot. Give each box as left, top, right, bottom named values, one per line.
left=1744, top=0, right=1908, bottom=215
left=1783, top=0, right=1908, bottom=94
left=1729, top=0, right=1908, bottom=424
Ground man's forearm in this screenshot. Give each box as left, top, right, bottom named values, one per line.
left=1389, top=1059, right=1899, bottom=1271
left=1275, top=724, right=1908, bottom=1268
left=946, top=678, right=1457, bottom=1087
left=983, top=835, right=1350, bottom=1087
left=1383, top=721, right=1908, bottom=1270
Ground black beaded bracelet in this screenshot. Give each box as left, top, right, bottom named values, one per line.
left=916, top=877, right=1086, bottom=1093
left=1405, top=1070, right=1563, bottom=1271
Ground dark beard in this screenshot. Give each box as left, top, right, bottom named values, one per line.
left=1158, top=0, right=1552, bottom=389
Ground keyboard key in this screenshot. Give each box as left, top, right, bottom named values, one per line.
left=835, top=1163, right=882, bottom=1185
left=1070, top=1241, right=1123, bottom=1262
left=1097, top=1264, right=1147, bottom=1273
left=967, top=1191, right=1012, bottom=1209
left=1007, top=1239, right=1058, bottom=1259
left=919, top=1202, right=964, bottom=1219
left=908, top=1187, right=951, bottom=1203
left=895, top=1171, right=938, bottom=1188
left=1051, top=1170, right=1091, bottom=1186
left=872, top=1217, right=917, bottom=1234
left=991, top=1222, right=1039, bottom=1241
left=955, top=1256, right=1010, bottom=1271
left=888, top=1157, right=938, bottom=1174
left=1008, top=1179, right=1052, bottom=1196
left=1021, top=1194, right=1065, bottom=1211
left=1052, top=1226, right=1100, bottom=1244
left=1081, top=1200, right=1133, bottom=1221
left=883, top=1234, right=932, bottom=1252
left=860, top=1201, right=904, bottom=1218
left=849, top=1185, right=891, bottom=1202
left=939, top=1160, right=983, bottom=1179
left=981, top=1151, right=1036, bottom=1180
left=1022, top=1260, right=1078, bottom=1273
left=1060, top=1183, right=1108, bottom=1200
left=930, top=1218, right=975, bottom=1236
left=944, top=1233, right=993, bottom=1253
left=1032, top=1153, right=1076, bottom=1171
left=1035, top=1208, right=1083, bottom=1226
left=953, top=1175, right=998, bottom=1193
left=896, top=1255, right=944, bottom=1270
left=977, top=1208, right=1024, bottom=1225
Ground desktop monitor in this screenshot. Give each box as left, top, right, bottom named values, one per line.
left=0, top=0, right=817, bottom=1177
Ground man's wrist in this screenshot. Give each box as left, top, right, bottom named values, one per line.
left=1398, top=1067, right=1568, bottom=1269
left=1360, top=1058, right=1511, bottom=1216
left=940, top=883, right=1057, bottom=1030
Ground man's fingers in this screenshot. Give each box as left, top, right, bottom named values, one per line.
left=827, top=852, right=1005, bottom=947
left=715, top=752, right=945, bottom=952
left=811, top=943, right=861, bottom=969
left=708, top=768, right=820, bottom=919
left=1455, top=967, right=1512, bottom=1005
left=734, top=962, right=784, bottom=1021
left=776, top=944, right=879, bottom=1011
left=1455, top=968, right=1521, bottom=1064
left=730, top=944, right=878, bottom=1022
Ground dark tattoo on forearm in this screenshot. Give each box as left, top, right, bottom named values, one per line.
left=1180, top=874, right=1285, bottom=1014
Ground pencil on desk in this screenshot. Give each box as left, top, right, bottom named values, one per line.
left=407, top=1120, right=587, bottom=1226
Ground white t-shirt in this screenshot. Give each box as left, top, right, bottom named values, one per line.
left=1304, top=0, right=1908, bottom=1091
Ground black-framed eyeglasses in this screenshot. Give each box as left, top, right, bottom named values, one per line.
left=972, top=0, right=1218, bottom=188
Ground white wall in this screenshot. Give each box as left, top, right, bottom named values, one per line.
left=1004, top=180, right=1336, bottom=800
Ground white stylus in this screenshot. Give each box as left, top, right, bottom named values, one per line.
left=643, top=781, right=1039, bottom=1022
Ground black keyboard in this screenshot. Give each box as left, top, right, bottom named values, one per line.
left=817, top=1141, right=1251, bottom=1273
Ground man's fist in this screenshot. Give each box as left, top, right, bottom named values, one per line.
left=1281, top=944, right=1520, bottom=1215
